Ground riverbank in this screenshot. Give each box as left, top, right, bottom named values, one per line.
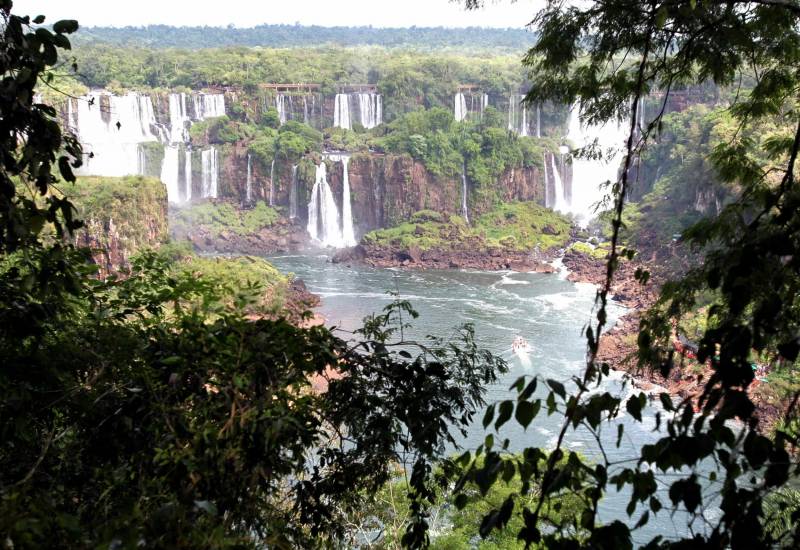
left=562, top=247, right=786, bottom=430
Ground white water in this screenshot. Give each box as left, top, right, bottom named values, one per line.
left=184, top=148, right=192, bottom=201
left=160, top=145, right=180, bottom=202
left=542, top=152, right=550, bottom=208
left=520, top=105, right=529, bottom=137
left=461, top=163, right=470, bottom=223
left=201, top=148, right=218, bottom=199
left=454, top=93, right=467, bottom=122
left=551, top=154, right=569, bottom=213
left=192, top=93, right=226, bottom=119
left=71, top=90, right=224, bottom=203
left=168, top=93, right=190, bottom=143
left=75, top=92, right=160, bottom=177
left=323, top=153, right=357, bottom=246
left=339, top=156, right=357, bottom=246
left=276, top=95, right=288, bottom=125
left=246, top=154, right=252, bottom=203
left=565, top=106, right=628, bottom=224
left=307, top=162, right=344, bottom=247
left=334, top=94, right=351, bottom=130
left=536, top=103, right=541, bottom=138
left=289, top=164, right=299, bottom=219
left=269, top=159, right=275, bottom=206
left=356, top=93, right=382, bottom=129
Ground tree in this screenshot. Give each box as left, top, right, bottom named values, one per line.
left=454, top=0, right=800, bottom=547
left=0, top=4, right=506, bottom=548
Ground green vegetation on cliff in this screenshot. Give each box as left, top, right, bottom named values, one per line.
left=70, top=175, right=168, bottom=244
left=363, top=202, right=570, bottom=252
left=171, top=201, right=280, bottom=239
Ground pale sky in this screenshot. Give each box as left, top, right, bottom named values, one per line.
left=17, top=0, right=543, bottom=28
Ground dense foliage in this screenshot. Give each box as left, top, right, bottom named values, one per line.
left=451, top=0, right=800, bottom=547
left=363, top=202, right=570, bottom=253
left=73, top=24, right=536, bottom=52
left=0, top=4, right=509, bottom=548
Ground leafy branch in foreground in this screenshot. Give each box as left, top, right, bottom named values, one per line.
left=0, top=3, right=510, bottom=548
left=459, top=1, right=800, bottom=548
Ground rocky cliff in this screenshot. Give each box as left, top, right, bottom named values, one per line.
left=71, top=175, right=168, bottom=277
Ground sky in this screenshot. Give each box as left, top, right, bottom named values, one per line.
left=18, top=0, right=543, bottom=28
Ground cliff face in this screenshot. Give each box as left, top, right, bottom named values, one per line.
left=71, top=176, right=168, bottom=277
left=324, top=154, right=549, bottom=238
left=188, top=149, right=559, bottom=243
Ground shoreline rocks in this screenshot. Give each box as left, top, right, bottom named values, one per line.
left=331, top=243, right=558, bottom=273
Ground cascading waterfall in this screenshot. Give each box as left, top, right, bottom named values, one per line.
left=75, top=92, right=160, bottom=177
left=168, top=93, right=190, bottom=143
left=461, top=163, right=470, bottom=224
left=339, top=156, right=356, bottom=246
left=289, top=164, right=299, bottom=219
left=480, top=93, right=489, bottom=119
left=356, top=93, right=382, bottom=129
left=536, top=103, right=541, bottom=138
left=543, top=152, right=550, bottom=208
left=246, top=154, right=252, bottom=203
left=192, top=93, right=226, bottom=119
left=201, top=148, right=218, bottom=199
left=306, top=162, right=344, bottom=247
left=302, top=96, right=309, bottom=125
left=71, top=90, right=224, bottom=203
left=334, top=94, right=351, bottom=130
left=269, top=159, right=275, bottom=206
left=454, top=93, right=467, bottom=122
left=550, top=154, right=569, bottom=213
left=160, top=145, right=180, bottom=201
left=508, top=95, right=517, bottom=132
left=276, top=95, right=287, bottom=125
left=520, top=105, right=529, bottom=137
left=184, top=148, right=192, bottom=201
left=565, top=105, right=628, bottom=224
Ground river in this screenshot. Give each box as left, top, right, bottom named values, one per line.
left=268, top=253, right=714, bottom=546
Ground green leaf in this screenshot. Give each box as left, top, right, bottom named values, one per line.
left=53, top=19, right=79, bottom=34
left=495, top=400, right=513, bottom=429
left=515, top=399, right=540, bottom=429
left=547, top=379, right=566, bottom=399
left=482, top=404, right=495, bottom=428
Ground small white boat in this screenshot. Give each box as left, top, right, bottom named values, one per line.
left=512, top=336, right=531, bottom=355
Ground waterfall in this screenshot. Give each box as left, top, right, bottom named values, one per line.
left=303, top=96, right=309, bottom=125
left=357, top=93, right=382, bottom=129
left=543, top=152, right=550, bottom=208
left=160, top=145, right=180, bottom=203
left=520, top=105, right=529, bottom=137
left=246, top=154, right=252, bottom=203
left=184, top=148, right=192, bottom=201
left=201, top=148, right=218, bottom=199
left=168, top=93, right=190, bottom=143
left=565, top=106, right=628, bottom=224
left=269, top=159, right=275, bottom=206
left=480, top=93, right=489, bottom=119
left=508, top=95, right=517, bottom=131
left=454, top=93, right=467, bottom=122
left=276, top=95, right=287, bottom=125
left=550, top=154, right=569, bottom=213
left=306, top=162, right=344, bottom=247
left=289, top=164, right=299, bottom=219
left=75, top=92, right=160, bottom=177
left=192, top=93, right=225, bottom=119
left=461, top=163, right=469, bottom=224
left=340, top=156, right=356, bottom=246
left=334, top=94, right=351, bottom=130
left=536, top=103, right=541, bottom=138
